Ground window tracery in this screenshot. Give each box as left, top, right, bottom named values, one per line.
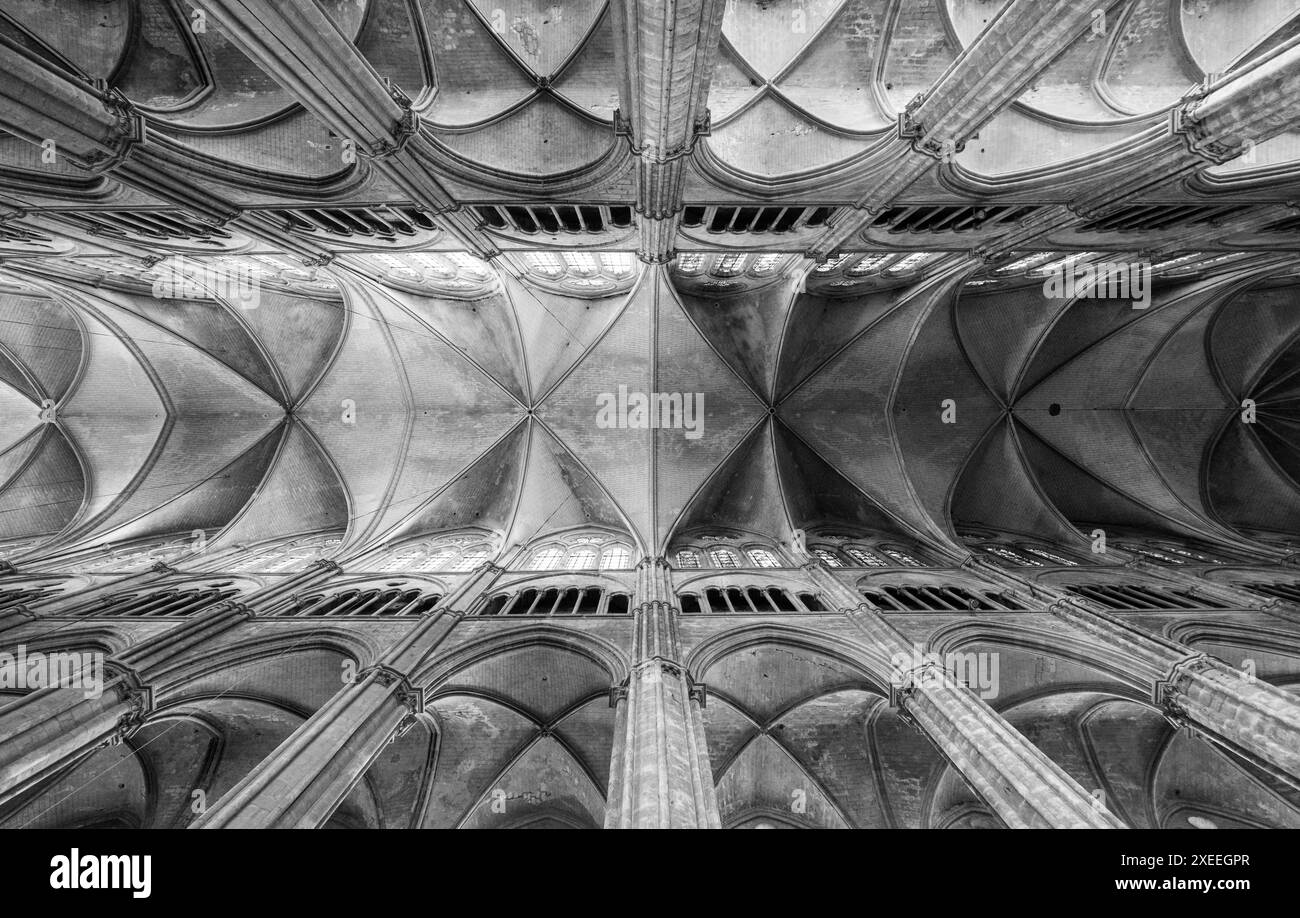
left=525, top=532, right=633, bottom=571
left=225, top=533, right=343, bottom=573
left=375, top=534, right=494, bottom=573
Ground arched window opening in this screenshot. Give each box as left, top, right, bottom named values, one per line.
left=1152, top=543, right=1220, bottom=563
left=844, top=546, right=888, bottom=567
left=1065, top=584, right=1225, bottom=611
left=746, top=548, right=780, bottom=568
left=525, top=533, right=629, bottom=571
left=880, top=547, right=924, bottom=567
left=510, top=589, right=539, bottom=614
left=813, top=548, right=844, bottom=567
left=770, top=588, right=797, bottom=612
left=1020, top=546, right=1079, bottom=566
left=282, top=587, right=439, bottom=617
left=797, top=592, right=826, bottom=612
left=685, top=586, right=804, bottom=613
left=449, top=546, right=489, bottom=571
left=77, top=586, right=239, bottom=618
left=475, top=586, right=626, bottom=615
left=1238, top=581, right=1300, bottom=604
left=567, top=548, right=597, bottom=570
left=413, top=549, right=459, bottom=571
left=710, top=548, right=740, bottom=568
left=981, top=545, right=1042, bottom=567
left=675, top=550, right=700, bottom=569
left=227, top=534, right=342, bottom=573
left=1118, top=543, right=1195, bottom=565
left=378, top=535, right=493, bottom=572
left=600, top=545, right=631, bottom=570
left=862, top=585, right=1023, bottom=612
left=379, top=550, right=422, bottom=572
left=530, top=547, right=565, bottom=569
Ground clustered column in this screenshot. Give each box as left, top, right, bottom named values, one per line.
left=191, top=561, right=505, bottom=828
left=605, top=557, right=720, bottom=828
left=804, top=563, right=1122, bottom=828
left=0, top=560, right=340, bottom=809
left=969, top=557, right=1300, bottom=783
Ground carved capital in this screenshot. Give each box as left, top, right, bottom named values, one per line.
left=899, top=92, right=927, bottom=140
left=80, top=86, right=144, bottom=174
left=1152, top=653, right=1214, bottom=712
left=364, top=107, right=422, bottom=160
left=102, top=665, right=154, bottom=747
left=361, top=664, right=424, bottom=714
left=898, top=94, right=965, bottom=161
left=1170, top=99, right=1249, bottom=165
left=636, top=248, right=676, bottom=265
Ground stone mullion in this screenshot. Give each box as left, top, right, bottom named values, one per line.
left=805, top=563, right=1122, bottom=827
left=0, top=562, right=179, bottom=637
left=605, top=556, right=720, bottom=828
left=1121, top=559, right=1300, bottom=626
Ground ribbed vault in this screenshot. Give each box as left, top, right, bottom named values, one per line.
left=0, top=255, right=1296, bottom=567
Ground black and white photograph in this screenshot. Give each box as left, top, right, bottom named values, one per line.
left=0, top=0, right=1295, bottom=900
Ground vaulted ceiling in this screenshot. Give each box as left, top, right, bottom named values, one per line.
left=1, top=255, right=1298, bottom=565
left=0, top=0, right=1299, bottom=565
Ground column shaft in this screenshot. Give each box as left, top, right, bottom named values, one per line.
left=971, top=557, right=1300, bottom=783
left=0, top=673, right=148, bottom=810
left=605, top=558, right=720, bottom=828
left=809, top=564, right=1122, bottom=827
left=189, top=666, right=418, bottom=829
left=190, top=560, right=496, bottom=829
left=0, top=562, right=339, bottom=807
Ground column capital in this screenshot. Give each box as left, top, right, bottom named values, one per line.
left=361, top=106, right=421, bottom=160
left=308, top=557, right=343, bottom=575
left=1170, top=89, right=1250, bottom=165
left=1152, top=652, right=1215, bottom=711
left=99, top=663, right=154, bottom=748
left=76, top=84, right=143, bottom=174
left=897, top=92, right=966, bottom=162
left=356, top=663, right=424, bottom=715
